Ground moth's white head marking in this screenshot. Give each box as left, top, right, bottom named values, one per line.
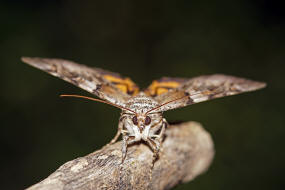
left=121, top=92, right=164, bottom=141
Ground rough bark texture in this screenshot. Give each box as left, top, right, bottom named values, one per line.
left=26, top=121, right=214, bottom=190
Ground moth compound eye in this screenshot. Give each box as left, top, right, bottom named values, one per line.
left=132, top=116, right=138, bottom=125
left=144, top=116, right=151, bottom=125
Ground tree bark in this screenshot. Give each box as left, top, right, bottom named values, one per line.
left=26, top=121, right=214, bottom=190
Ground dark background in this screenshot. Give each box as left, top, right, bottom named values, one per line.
left=1, top=0, right=284, bottom=189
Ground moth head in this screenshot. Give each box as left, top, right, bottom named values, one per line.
left=122, top=110, right=162, bottom=132
left=131, top=114, right=152, bottom=126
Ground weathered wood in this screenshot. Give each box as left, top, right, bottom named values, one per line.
left=26, top=121, right=214, bottom=190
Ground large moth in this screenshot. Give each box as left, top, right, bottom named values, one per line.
left=22, top=57, right=266, bottom=165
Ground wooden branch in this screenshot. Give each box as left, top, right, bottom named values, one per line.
left=26, top=121, right=214, bottom=190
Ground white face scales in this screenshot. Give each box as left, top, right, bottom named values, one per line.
left=108, top=92, right=167, bottom=165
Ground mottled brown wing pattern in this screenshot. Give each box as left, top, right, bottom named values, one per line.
left=21, top=57, right=139, bottom=107
left=151, top=74, right=266, bottom=112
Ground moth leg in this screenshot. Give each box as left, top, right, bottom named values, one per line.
left=153, top=120, right=166, bottom=159
left=121, top=135, right=137, bottom=164
left=148, top=119, right=167, bottom=166
left=106, top=117, right=125, bottom=147
left=109, top=124, right=122, bottom=144
left=157, top=119, right=167, bottom=144
left=145, top=138, right=160, bottom=168
left=121, top=135, right=129, bottom=164
left=145, top=120, right=166, bottom=184
left=119, top=134, right=129, bottom=186
left=150, top=118, right=167, bottom=146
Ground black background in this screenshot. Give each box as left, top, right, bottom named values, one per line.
left=1, top=0, right=284, bottom=189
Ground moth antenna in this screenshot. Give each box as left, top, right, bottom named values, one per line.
left=145, top=90, right=214, bottom=114
left=60, top=94, right=136, bottom=114
left=146, top=95, right=189, bottom=114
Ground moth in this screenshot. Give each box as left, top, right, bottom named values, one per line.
left=22, top=57, right=266, bottom=165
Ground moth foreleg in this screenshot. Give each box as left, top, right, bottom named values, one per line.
left=149, top=118, right=167, bottom=144
left=148, top=119, right=167, bottom=166
left=119, top=134, right=128, bottom=185
left=121, top=135, right=128, bottom=164
left=121, top=135, right=138, bottom=164
left=146, top=138, right=160, bottom=168
left=158, top=119, right=167, bottom=142
left=106, top=117, right=125, bottom=147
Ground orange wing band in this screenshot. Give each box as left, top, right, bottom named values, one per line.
left=103, top=75, right=139, bottom=96
left=145, top=80, right=182, bottom=97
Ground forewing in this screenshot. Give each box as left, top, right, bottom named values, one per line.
left=22, top=57, right=139, bottom=107
left=151, top=74, right=266, bottom=112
